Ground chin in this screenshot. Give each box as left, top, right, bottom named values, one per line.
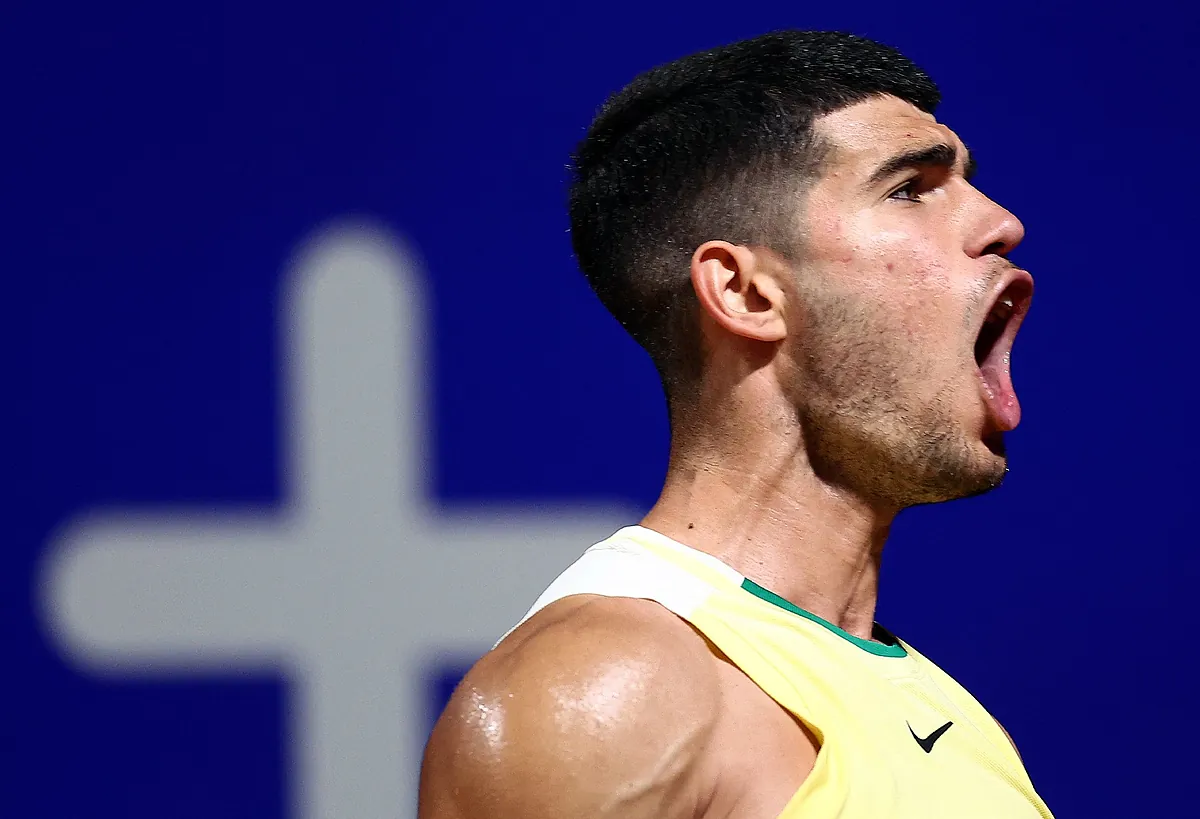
left=957, top=466, right=1008, bottom=501
left=899, top=436, right=1009, bottom=508
left=953, top=443, right=1010, bottom=501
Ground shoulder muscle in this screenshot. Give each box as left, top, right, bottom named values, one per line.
left=418, top=596, right=722, bottom=819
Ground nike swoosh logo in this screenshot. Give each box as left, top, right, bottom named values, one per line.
left=908, top=720, right=953, bottom=753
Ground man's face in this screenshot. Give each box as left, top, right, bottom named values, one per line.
left=782, top=94, right=1032, bottom=507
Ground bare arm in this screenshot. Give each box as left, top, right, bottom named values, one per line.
left=418, top=597, right=722, bottom=819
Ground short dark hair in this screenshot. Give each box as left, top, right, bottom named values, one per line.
left=568, top=31, right=940, bottom=405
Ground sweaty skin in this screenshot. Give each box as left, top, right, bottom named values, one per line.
left=419, top=94, right=1028, bottom=819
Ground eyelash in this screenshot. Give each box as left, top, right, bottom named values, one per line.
left=889, top=178, right=926, bottom=202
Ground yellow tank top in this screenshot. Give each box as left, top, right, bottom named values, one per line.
left=505, top=525, right=1054, bottom=819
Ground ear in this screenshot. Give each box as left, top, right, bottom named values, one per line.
left=690, top=241, right=788, bottom=343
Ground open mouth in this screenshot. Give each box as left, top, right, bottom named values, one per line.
left=973, top=274, right=1034, bottom=432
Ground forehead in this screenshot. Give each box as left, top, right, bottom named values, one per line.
left=813, top=95, right=964, bottom=173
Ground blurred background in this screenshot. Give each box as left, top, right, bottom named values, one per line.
left=6, top=1, right=1199, bottom=817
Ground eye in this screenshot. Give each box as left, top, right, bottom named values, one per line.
left=888, top=178, right=925, bottom=202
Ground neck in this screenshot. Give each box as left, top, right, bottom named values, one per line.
left=641, top=393, right=896, bottom=643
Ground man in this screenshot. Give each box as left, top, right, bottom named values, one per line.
left=419, top=30, right=1053, bottom=818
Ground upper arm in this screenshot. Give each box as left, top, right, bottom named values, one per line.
left=418, top=597, right=722, bottom=819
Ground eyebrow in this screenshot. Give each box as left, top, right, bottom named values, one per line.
left=863, top=142, right=977, bottom=189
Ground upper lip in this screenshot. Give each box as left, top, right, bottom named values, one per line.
left=975, top=267, right=1035, bottom=359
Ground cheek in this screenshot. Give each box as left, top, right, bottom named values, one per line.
left=801, top=216, right=968, bottom=366
left=827, top=258, right=950, bottom=346
left=860, top=241, right=961, bottom=347
left=811, top=214, right=949, bottom=297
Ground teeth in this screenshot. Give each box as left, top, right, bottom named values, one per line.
left=988, top=296, right=1014, bottom=324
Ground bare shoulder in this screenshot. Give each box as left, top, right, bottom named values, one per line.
left=418, top=595, right=723, bottom=819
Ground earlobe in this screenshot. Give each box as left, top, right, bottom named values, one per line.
left=690, top=242, right=788, bottom=343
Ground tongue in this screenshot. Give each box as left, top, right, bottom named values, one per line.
left=979, top=355, right=1021, bottom=431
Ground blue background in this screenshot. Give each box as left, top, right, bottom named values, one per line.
left=7, top=2, right=1199, bottom=816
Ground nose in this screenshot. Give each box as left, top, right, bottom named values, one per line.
left=967, top=194, right=1025, bottom=259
